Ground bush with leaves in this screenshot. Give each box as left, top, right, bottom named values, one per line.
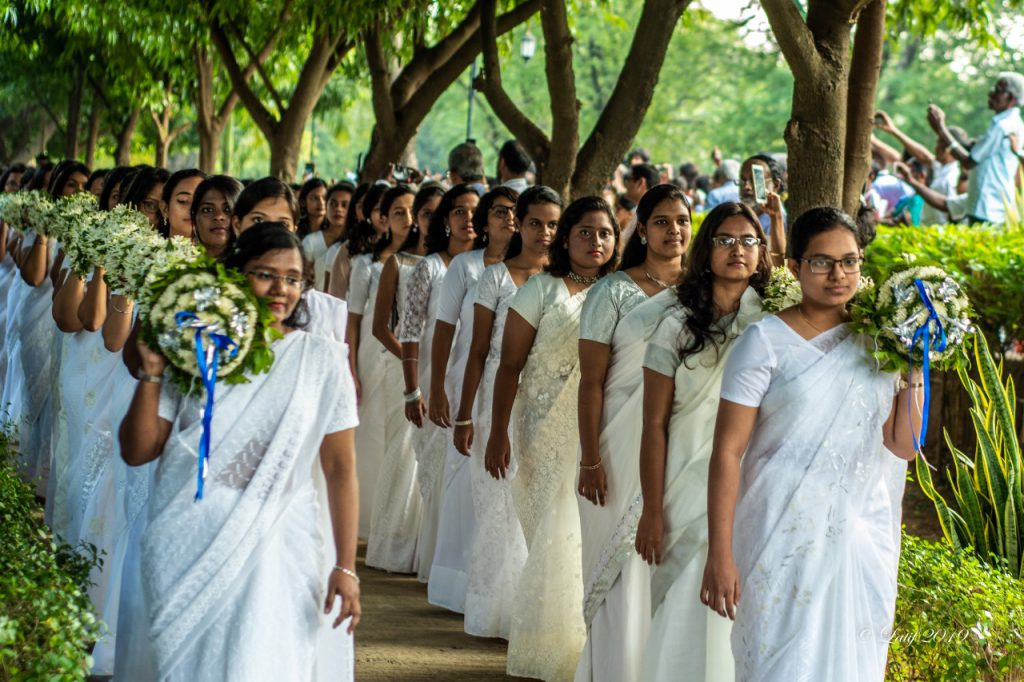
left=917, top=333, right=1023, bottom=578
left=0, top=421, right=102, bottom=681
left=888, top=533, right=1024, bottom=681
left=864, top=219, right=1024, bottom=347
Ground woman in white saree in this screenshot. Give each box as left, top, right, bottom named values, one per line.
left=701, top=207, right=922, bottom=682
left=365, top=185, right=424, bottom=573
left=574, top=185, right=689, bottom=682
left=16, top=161, right=90, bottom=492
left=633, top=203, right=772, bottom=682
left=119, top=223, right=361, bottom=681
left=486, top=197, right=618, bottom=682
left=452, top=186, right=561, bottom=638
left=396, top=184, right=474, bottom=583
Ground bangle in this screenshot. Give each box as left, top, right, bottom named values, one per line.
left=402, top=357, right=418, bottom=364
left=111, top=299, right=131, bottom=314
left=138, top=371, right=164, bottom=385
left=404, top=387, right=422, bottom=403
left=579, top=459, right=602, bottom=471
left=333, top=565, right=360, bottom=584
left=453, top=418, right=472, bottom=427
left=899, top=378, right=925, bottom=390
left=770, top=251, right=785, bottom=258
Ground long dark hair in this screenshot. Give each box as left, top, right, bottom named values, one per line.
left=619, top=184, right=690, bottom=270
left=347, top=182, right=390, bottom=256
left=98, top=166, right=133, bottom=211
left=158, top=168, right=206, bottom=237
left=788, top=206, right=859, bottom=259
left=343, top=182, right=370, bottom=241
left=296, top=177, right=328, bottom=238
left=472, top=186, right=519, bottom=248
left=372, top=184, right=417, bottom=260
left=425, top=184, right=481, bottom=254
left=545, top=196, right=619, bottom=277
left=675, top=201, right=770, bottom=363
left=119, top=166, right=170, bottom=211
left=223, top=221, right=309, bottom=329
left=505, top=185, right=562, bottom=261
left=233, top=177, right=299, bottom=224
left=48, top=160, right=90, bottom=200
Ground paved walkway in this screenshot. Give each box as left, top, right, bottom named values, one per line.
left=355, top=545, right=529, bottom=681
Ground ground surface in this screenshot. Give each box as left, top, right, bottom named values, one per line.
left=355, top=544, right=529, bottom=682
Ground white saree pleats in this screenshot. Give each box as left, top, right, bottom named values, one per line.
left=730, top=326, right=905, bottom=682
left=507, top=292, right=588, bottom=682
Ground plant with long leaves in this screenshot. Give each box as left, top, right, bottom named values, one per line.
left=917, top=333, right=1023, bottom=578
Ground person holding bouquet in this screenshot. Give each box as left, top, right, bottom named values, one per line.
left=700, top=207, right=924, bottom=681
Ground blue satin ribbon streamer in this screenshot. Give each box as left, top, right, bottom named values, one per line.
left=175, top=312, right=239, bottom=501
left=908, top=278, right=947, bottom=453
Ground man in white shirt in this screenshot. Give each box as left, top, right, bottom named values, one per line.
left=873, top=110, right=968, bottom=224
left=497, top=139, right=531, bottom=193
left=929, top=72, right=1024, bottom=225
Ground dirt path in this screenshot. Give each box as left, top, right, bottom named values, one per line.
left=354, top=545, right=529, bottom=681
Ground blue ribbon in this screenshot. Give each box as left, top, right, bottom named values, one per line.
left=175, top=312, right=239, bottom=501
left=908, top=278, right=947, bottom=453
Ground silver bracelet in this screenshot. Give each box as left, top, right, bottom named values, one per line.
left=138, top=371, right=164, bottom=385
left=453, top=418, right=472, bottom=427
left=404, top=387, right=422, bottom=403
left=333, top=565, right=360, bottom=584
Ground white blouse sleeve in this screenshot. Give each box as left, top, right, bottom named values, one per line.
left=157, top=382, right=181, bottom=423
left=398, top=258, right=434, bottom=343
left=436, top=255, right=469, bottom=325
left=720, top=321, right=775, bottom=407
left=643, top=310, right=686, bottom=377
left=509, top=272, right=547, bottom=329
left=347, top=257, right=371, bottom=315
left=579, top=276, right=620, bottom=344
left=474, top=265, right=501, bottom=312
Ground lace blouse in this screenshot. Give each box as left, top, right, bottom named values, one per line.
left=397, top=253, right=446, bottom=344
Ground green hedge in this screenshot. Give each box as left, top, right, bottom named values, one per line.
left=863, top=221, right=1023, bottom=346
left=0, top=422, right=101, bottom=681
left=888, top=533, right=1024, bottom=681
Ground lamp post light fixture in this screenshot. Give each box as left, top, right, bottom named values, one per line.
left=520, top=30, right=536, bottom=61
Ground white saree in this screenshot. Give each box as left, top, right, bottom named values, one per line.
left=141, top=331, right=358, bottom=681
left=722, top=317, right=906, bottom=682
left=15, top=231, right=57, bottom=489
left=575, top=283, right=673, bottom=682
left=506, top=273, right=588, bottom=682
left=639, top=288, right=764, bottom=682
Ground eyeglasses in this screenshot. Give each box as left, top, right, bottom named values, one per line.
left=139, top=199, right=161, bottom=215
left=245, top=270, right=304, bottom=289
left=490, top=205, right=514, bottom=220
left=711, top=235, right=762, bottom=249
left=799, top=256, right=864, bottom=274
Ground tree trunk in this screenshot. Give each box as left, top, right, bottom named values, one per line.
left=842, top=0, right=887, bottom=215
left=115, top=107, right=141, bottom=166
left=221, top=121, right=234, bottom=175
left=155, top=135, right=170, bottom=169
left=269, top=127, right=303, bottom=181
left=85, top=102, right=100, bottom=168
left=199, top=128, right=219, bottom=174
left=65, top=66, right=85, bottom=159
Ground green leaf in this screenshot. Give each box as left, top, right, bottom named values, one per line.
left=953, top=453, right=988, bottom=558
left=1006, top=470, right=1020, bottom=578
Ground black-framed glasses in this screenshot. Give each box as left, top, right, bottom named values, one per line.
left=800, top=256, right=864, bottom=274
left=711, top=235, right=762, bottom=249
left=245, top=270, right=304, bottom=289
left=490, top=205, right=514, bottom=220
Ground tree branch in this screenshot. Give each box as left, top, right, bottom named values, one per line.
left=392, top=2, right=483, bottom=109
left=475, top=0, right=549, bottom=162
left=208, top=16, right=277, bottom=138
left=227, top=21, right=287, bottom=116
left=761, top=0, right=819, bottom=80
left=540, top=0, right=578, bottom=186
left=573, top=0, right=692, bottom=195
left=401, top=0, right=541, bottom=132
left=365, top=24, right=399, bottom=137
left=842, top=0, right=887, bottom=214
